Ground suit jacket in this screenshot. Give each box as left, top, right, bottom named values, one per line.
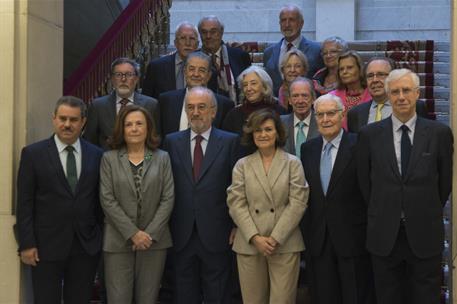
left=227, top=149, right=308, bottom=255
left=347, top=99, right=428, bottom=133
left=301, top=132, right=368, bottom=257
left=99, top=148, right=174, bottom=252
left=208, top=45, right=252, bottom=98
left=158, top=88, right=234, bottom=138
left=281, top=112, right=320, bottom=155
left=357, top=117, right=453, bottom=258
left=16, top=136, right=103, bottom=261
left=263, top=36, right=323, bottom=96
left=142, top=52, right=177, bottom=99
left=83, top=92, right=159, bottom=150
left=162, top=128, right=240, bottom=253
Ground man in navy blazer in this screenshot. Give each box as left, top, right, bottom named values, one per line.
left=142, top=22, right=199, bottom=99
left=163, top=87, right=239, bottom=304
left=357, top=69, right=453, bottom=304
left=16, top=96, right=103, bottom=304
left=198, top=15, right=251, bottom=103
left=84, top=57, right=159, bottom=150
left=263, top=5, right=323, bottom=96
left=159, top=51, right=234, bottom=138
left=347, top=57, right=428, bottom=133
left=301, top=94, right=374, bottom=304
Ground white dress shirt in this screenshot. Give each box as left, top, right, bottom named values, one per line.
left=321, top=129, right=343, bottom=169
left=190, top=127, right=211, bottom=164
left=54, top=135, right=82, bottom=178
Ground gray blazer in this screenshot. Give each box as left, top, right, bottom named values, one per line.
left=281, top=113, right=320, bottom=155
left=227, top=149, right=308, bottom=255
left=100, top=147, right=174, bottom=252
left=84, top=92, right=160, bottom=150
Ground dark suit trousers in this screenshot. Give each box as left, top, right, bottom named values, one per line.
left=371, top=224, right=442, bottom=304
left=31, top=236, right=99, bottom=304
left=173, top=227, right=232, bottom=304
left=310, top=230, right=374, bottom=304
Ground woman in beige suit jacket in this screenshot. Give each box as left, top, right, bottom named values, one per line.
left=227, top=109, right=309, bottom=304
left=100, top=105, right=174, bottom=304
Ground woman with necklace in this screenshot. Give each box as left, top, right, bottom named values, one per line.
left=100, top=105, right=174, bottom=304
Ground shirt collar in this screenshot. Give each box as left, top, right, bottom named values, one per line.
left=54, top=134, right=81, bottom=154
left=371, top=99, right=391, bottom=109
left=294, top=112, right=311, bottom=127
left=322, top=129, right=343, bottom=151
left=175, top=52, right=184, bottom=65
left=116, top=93, right=134, bottom=103
left=282, top=36, right=302, bottom=50
left=190, top=127, right=212, bottom=142
left=392, top=113, right=417, bottom=132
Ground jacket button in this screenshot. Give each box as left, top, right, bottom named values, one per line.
left=255, top=209, right=259, bottom=214
left=270, top=208, right=274, bottom=213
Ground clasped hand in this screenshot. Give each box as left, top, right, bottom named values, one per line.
left=131, top=230, right=153, bottom=251
left=252, top=235, right=279, bottom=256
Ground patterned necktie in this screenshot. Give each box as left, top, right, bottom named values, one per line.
left=193, top=135, right=203, bottom=181
left=375, top=103, right=385, bottom=121
left=65, top=145, right=77, bottom=193
left=295, top=121, right=306, bottom=158
left=320, top=142, right=333, bottom=195
left=119, top=99, right=129, bottom=112
left=287, top=42, right=293, bottom=51
left=400, top=125, right=411, bottom=177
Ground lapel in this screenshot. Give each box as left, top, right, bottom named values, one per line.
left=170, top=53, right=177, bottom=81
left=133, top=92, right=143, bottom=106
left=140, top=148, right=155, bottom=192
left=76, top=139, right=91, bottom=194
left=380, top=118, right=402, bottom=179
left=249, top=151, right=274, bottom=205
left=310, top=137, right=325, bottom=195
left=272, top=40, right=282, bottom=73
left=107, top=91, right=117, bottom=123
left=172, top=89, right=187, bottom=129
left=197, top=128, right=223, bottom=183
left=175, top=129, right=194, bottom=183
left=298, top=36, right=309, bottom=55
left=360, top=101, right=371, bottom=126
left=285, top=114, right=295, bottom=153
left=404, top=117, right=428, bottom=182
left=47, top=136, right=74, bottom=195
left=307, top=112, right=319, bottom=140
left=326, top=132, right=352, bottom=195
left=267, top=149, right=288, bottom=190
left=118, top=147, right=138, bottom=193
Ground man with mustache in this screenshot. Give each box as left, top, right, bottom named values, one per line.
left=163, top=87, right=239, bottom=304
left=84, top=57, right=159, bottom=150
left=347, top=57, right=428, bottom=133
left=264, top=4, right=323, bottom=96
left=143, top=22, right=200, bottom=99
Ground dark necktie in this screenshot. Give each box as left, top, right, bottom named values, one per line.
left=176, top=61, right=185, bottom=89
left=193, top=135, right=203, bottom=181
left=400, top=125, right=412, bottom=177
left=65, top=145, right=77, bottom=193
left=119, top=99, right=129, bottom=112
left=287, top=42, right=293, bottom=51
left=212, top=54, right=221, bottom=73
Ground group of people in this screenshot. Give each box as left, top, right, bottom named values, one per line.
left=16, top=3, right=453, bottom=304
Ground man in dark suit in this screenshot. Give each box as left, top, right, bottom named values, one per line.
left=16, top=96, right=103, bottom=304
left=159, top=51, right=233, bottom=138
left=347, top=57, right=428, bottom=133
left=163, top=87, right=239, bottom=304
left=357, top=69, right=453, bottom=304
left=142, top=22, right=199, bottom=99
left=301, top=94, right=374, bottom=304
left=198, top=15, right=251, bottom=103
left=263, top=4, right=323, bottom=96
left=84, top=57, right=159, bottom=150
left=281, top=77, right=319, bottom=157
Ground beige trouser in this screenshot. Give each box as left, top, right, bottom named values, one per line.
left=237, top=252, right=300, bottom=304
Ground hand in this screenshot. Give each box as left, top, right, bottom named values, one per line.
left=252, top=235, right=277, bottom=256
left=229, top=227, right=237, bottom=245
left=20, top=248, right=39, bottom=266
left=131, top=231, right=152, bottom=251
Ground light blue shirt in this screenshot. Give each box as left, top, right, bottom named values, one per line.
left=368, top=100, right=392, bottom=123
left=54, top=135, right=82, bottom=178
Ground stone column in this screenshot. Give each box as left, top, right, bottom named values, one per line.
left=0, top=0, right=63, bottom=302
left=315, top=0, right=355, bottom=41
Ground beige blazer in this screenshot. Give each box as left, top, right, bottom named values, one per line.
left=100, top=147, right=174, bottom=252
left=227, top=148, right=308, bottom=255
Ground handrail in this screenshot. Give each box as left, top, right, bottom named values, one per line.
left=63, top=0, right=170, bottom=102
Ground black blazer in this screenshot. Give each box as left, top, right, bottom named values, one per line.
left=357, top=117, right=453, bottom=258
left=16, top=137, right=103, bottom=261
left=142, top=53, right=176, bottom=99
left=83, top=92, right=159, bottom=150
left=158, top=88, right=234, bottom=138
left=347, top=99, right=428, bottom=133
left=301, top=132, right=367, bottom=257
left=162, top=128, right=239, bottom=252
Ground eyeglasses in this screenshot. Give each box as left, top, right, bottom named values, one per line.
left=321, top=49, right=342, bottom=57
left=112, top=72, right=136, bottom=79
left=366, top=72, right=389, bottom=80
left=186, top=103, right=214, bottom=112
left=314, top=109, right=342, bottom=119
left=389, top=87, right=418, bottom=97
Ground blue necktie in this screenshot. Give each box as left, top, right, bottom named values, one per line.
left=320, top=142, right=333, bottom=195
left=295, top=121, right=306, bottom=158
